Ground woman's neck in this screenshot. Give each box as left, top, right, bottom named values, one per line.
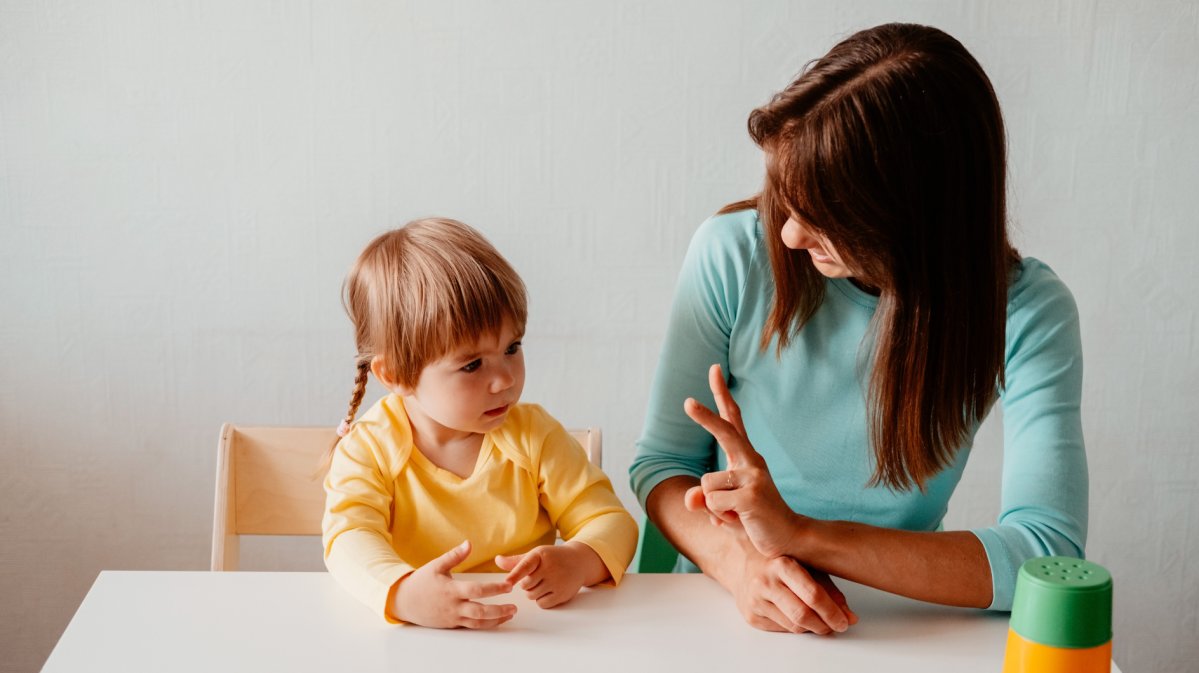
left=848, top=277, right=881, bottom=296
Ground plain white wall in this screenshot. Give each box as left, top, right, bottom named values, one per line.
left=1, top=1, right=1196, bottom=671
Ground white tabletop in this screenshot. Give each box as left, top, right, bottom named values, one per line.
left=43, top=571, right=1121, bottom=672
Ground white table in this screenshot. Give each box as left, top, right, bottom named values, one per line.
left=43, top=571, right=1122, bottom=672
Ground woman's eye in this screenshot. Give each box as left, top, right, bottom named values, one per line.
left=506, top=341, right=522, bottom=355
left=461, top=359, right=482, bottom=373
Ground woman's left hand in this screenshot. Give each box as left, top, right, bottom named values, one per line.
left=684, top=364, right=806, bottom=560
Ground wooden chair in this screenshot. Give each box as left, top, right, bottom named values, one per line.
left=211, top=423, right=603, bottom=571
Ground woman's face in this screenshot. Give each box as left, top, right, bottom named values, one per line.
left=780, top=216, right=853, bottom=278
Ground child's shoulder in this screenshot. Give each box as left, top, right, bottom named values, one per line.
left=490, top=402, right=573, bottom=472
left=335, top=395, right=412, bottom=476
left=348, top=394, right=410, bottom=441
left=501, top=402, right=559, bottom=430
left=493, top=402, right=563, bottom=448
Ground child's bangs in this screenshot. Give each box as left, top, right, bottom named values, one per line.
left=428, top=261, right=527, bottom=360
left=375, top=221, right=528, bottom=387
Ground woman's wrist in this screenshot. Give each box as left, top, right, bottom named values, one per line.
left=780, top=512, right=817, bottom=562
left=703, top=531, right=752, bottom=589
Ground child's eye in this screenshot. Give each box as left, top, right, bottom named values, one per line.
left=505, top=341, right=522, bottom=355
left=461, top=359, right=482, bottom=373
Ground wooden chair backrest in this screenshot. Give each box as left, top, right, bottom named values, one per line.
left=211, top=423, right=602, bottom=571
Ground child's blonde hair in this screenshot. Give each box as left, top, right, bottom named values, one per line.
left=337, top=217, right=528, bottom=432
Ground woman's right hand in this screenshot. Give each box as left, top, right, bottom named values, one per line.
left=683, top=364, right=809, bottom=560
left=718, top=535, right=857, bottom=634
left=390, top=540, right=517, bottom=629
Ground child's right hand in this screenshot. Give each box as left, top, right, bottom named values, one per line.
left=390, top=540, right=517, bottom=629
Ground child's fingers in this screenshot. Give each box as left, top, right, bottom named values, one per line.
left=493, top=553, right=521, bottom=572
left=459, top=600, right=516, bottom=622
left=518, top=575, right=543, bottom=592
left=502, top=551, right=542, bottom=586
left=459, top=614, right=514, bottom=630
left=453, top=579, right=512, bottom=600
left=429, top=540, right=472, bottom=575
left=529, top=581, right=555, bottom=601
left=534, top=592, right=561, bottom=609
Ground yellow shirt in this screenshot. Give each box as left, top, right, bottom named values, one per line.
left=322, top=395, right=639, bottom=622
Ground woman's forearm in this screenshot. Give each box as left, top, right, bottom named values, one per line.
left=788, top=519, right=993, bottom=608
left=680, top=367, right=994, bottom=609
left=648, top=476, right=860, bottom=634
left=645, top=476, right=739, bottom=584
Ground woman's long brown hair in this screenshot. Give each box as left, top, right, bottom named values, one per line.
left=722, top=23, right=1020, bottom=492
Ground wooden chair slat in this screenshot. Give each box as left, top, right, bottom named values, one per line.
left=211, top=423, right=602, bottom=571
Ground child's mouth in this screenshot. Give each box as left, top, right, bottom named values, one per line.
left=484, top=404, right=509, bottom=417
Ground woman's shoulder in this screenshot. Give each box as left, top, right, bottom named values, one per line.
left=687, top=208, right=764, bottom=263
left=1004, top=257, right=1082, bottom=365
left=678, top=209, right=768, bottom=316
left=1006, top=257, right=1080, bottom=322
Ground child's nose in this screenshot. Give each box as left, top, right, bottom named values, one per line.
left=491, top=364, right=515, bottom=392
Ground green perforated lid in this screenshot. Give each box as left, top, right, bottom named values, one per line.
left=1009, top=556, right=1113, bottom=649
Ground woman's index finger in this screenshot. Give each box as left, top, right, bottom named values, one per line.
left=708, top=364, right=748, bottom=437
left=685, top=397, right=752, bottom=468
left=708, top=364, right=732, bottom=416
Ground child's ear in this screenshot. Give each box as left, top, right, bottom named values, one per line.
left=371, top=357, right=415, bottom=397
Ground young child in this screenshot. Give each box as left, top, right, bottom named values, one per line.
left=322, top=217, right=638, bottom=628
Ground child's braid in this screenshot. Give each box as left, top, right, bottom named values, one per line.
left=342, top=360, right=370, bottom=430
left=320, top=360, right=371, bottom=474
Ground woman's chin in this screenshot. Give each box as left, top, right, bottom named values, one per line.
left=810, top=260, right=853, bottom=278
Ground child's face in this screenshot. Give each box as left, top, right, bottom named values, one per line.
left=385, top=320, right=526, bottom=436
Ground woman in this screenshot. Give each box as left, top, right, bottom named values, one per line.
left=629, top=23, right=1086, bottom=635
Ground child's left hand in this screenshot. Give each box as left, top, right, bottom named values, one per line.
left=495, top=541, right=609, bottom=609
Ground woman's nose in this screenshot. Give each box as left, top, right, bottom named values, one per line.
left=781, top=217, right=818, bottom=250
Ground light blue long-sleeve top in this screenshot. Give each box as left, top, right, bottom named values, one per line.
left=629, top=209, right=1087, bottom=611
